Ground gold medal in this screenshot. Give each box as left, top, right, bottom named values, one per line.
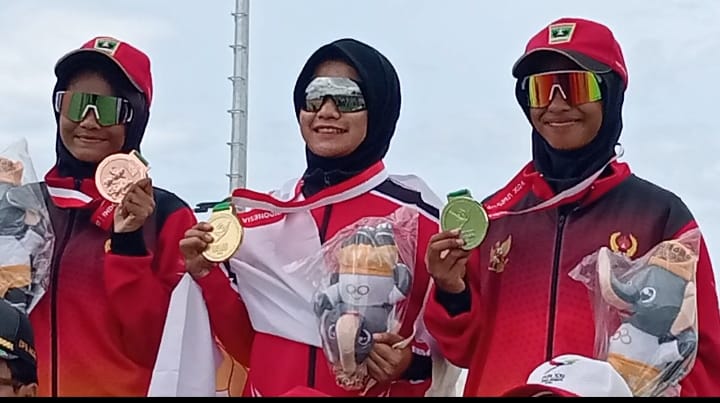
left=440, top=189, right=489, bottom=250
left=95, top=150, right=149, bottom=203
left=202, top=201, right=244, bottom=262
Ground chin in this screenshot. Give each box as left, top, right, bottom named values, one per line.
left=70, top=149, right=108, bottom=164
left=309, top=145, right=353, bottom=159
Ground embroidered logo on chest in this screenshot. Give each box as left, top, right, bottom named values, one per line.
left=488, top=234, right=512, bottom=273
left=609, top=232, right=638, bottom=258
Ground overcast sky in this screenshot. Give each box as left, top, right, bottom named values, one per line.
left=2, top=0, right=719, bottom=393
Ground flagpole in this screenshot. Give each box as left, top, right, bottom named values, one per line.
left=228, top=0, right=250, bottom=193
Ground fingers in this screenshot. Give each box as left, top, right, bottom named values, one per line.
left=373, top=332, right=404, bottom=346
left=121, top=194, right=154, bottom=218
left=137, top=177, right=153, bottom=194
left=184, top=222, right=214, bottom=242
left=368, top=349, right=394, bottom=379
left=428, top=229, right=462, bottom=245
left=179, top=222, right=215, bottom=257
left=365, top=356, right=387, bottom=383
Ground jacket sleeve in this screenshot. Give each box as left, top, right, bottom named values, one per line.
left=422, top=247, right=483, bottom=370
left=103, top=206, right=196, bottom=368
left=195, top=265, right=254, bottom=366
left=679, top=232, right=720, bottom=396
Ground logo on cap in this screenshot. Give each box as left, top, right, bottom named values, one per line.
left=548, top=23, right=576, bottom=44
left=93, top=37, right=121, bottom=56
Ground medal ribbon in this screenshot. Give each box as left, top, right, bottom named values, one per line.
left=44, top=151, right=154, bottom=233
left=484, top=153, right=620, bottom=221
left=212, top=201, right=232, bottom=213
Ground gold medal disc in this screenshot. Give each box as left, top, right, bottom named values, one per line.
left=202, top=202, right=244, bottom=262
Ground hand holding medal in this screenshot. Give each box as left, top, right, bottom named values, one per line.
left=426, top=189, right=489, bottom=294
left=180, top=201, right=244, bottom=280
left=202, top=201, right=244, bottom=263
left=95, top=150, right=154, bottom=233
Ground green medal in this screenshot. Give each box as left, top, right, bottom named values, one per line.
left=440, top=189, right=489, bottom=250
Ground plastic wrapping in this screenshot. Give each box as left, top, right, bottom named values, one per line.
left=0, top=139, right=54, bottom=314
left=569, top=229, right=700, bottom=396
left=309, top=206, right=418, bottom=391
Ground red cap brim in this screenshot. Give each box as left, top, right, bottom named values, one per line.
left=512, top=48, right=612, bottom=79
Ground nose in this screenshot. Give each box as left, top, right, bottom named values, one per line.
left=316, top=96, right=341, bottom=119
left=546, top=87, right=571, bottom=112
left=78, top=108, right=101, bottom=129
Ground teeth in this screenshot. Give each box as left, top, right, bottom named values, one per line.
left=548, top=121, right=576, bottom=127
left=317, top=128, right=343, bottom=134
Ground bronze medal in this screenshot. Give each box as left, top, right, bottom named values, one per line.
left=202, top=201, right=244, bottom=262
left=95, top=150, right=149, bottom=204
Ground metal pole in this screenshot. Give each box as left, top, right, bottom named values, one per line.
left=228, top=0, right=249, bottom=192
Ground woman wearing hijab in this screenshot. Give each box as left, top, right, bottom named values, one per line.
left=29, top=36, right=197, bottom=397
left=180, top=38, right=453, bottom=397
left=422, top=17, right=720, bottom=396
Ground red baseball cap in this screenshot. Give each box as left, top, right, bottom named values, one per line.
left=512, top=17, right=628, bottom=88
left=54, top=36, right=154, bottom=106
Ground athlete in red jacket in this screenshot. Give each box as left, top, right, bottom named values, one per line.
left=181, top=38, right=455, bottom=397
left=30, top=37, right=196, bottom=396
left=423, top=17, right=720, bottom=397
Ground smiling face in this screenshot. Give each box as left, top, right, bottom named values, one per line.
left=528, top=55, right=603, bottom=151
left=58, top=72, right=127, bottom=163
left=298, top=60, right=368, bottom=158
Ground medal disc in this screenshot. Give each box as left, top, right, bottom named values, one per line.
left=95, top=150, right=149, bottom=203
left=202, top=202, right=244, bottom=262
left=440, top=189, right=489, bottom=250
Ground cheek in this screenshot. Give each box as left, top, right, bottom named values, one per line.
left=582, top=103, right=604, bottom=133
left=529, top=109, right=543, bottom=130
left=348, top=114, right=368, bottom=144
left=298, top=112, right=314, bottom=137
left=111, top=126, right=127, bottom=147
left=58, top=116, right=75, bottom=138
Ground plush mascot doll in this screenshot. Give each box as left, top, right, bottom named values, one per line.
left=596, top=238, right=698, bottom=396
left=314, top=222, right=412, bottom=390
left=0, top=157, right=45, bottom=313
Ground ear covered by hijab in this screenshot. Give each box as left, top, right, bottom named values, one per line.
left=292, top=38, right=401, bottom=197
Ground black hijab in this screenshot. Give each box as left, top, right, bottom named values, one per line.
left=515, top=66, right=626, bottom=193
left=52, top=52, right=150, bottom=179
left=292, top=38, right=401, bottom=197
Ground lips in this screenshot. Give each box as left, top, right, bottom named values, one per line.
left=313, top=125, right=347, bottom=135
left=544, top=118, right=581, bottom=128
left=75, top=134, right=107, bottom=142
left=546, top=121, right=578, bottom=127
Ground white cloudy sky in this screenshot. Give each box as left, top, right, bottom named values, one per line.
left=2, top=0, right=719, bottom=394
left=3, top=0, right=718, bottom=268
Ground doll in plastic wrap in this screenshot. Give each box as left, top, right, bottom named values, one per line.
left=313, top=222, right=413, bottom=390
left=596, top=238, right=698, bottom=396
left=0, top=157, right=45, bottom=313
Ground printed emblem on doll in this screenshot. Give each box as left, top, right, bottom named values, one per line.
left=488, top=235, right=512, bottom=273
left=611, top=327, right=633, bottom=345
left=313, top=222, right=412, bottom=391
left=609, top=232, right=638, bottom=258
